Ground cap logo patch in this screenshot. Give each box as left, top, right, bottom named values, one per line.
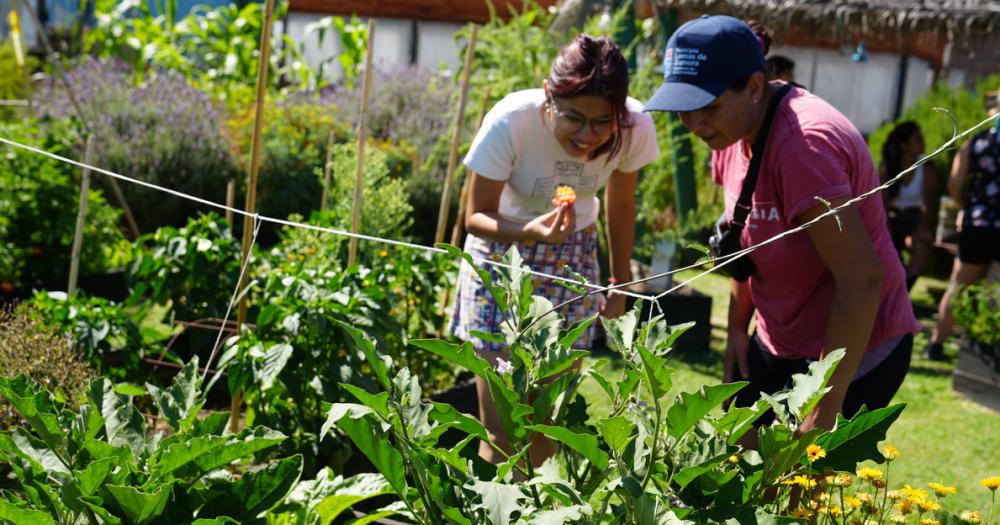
left=670, top=47, right=708, bottom=76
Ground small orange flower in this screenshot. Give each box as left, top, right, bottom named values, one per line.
left=552, top=185, right=577, bottom=206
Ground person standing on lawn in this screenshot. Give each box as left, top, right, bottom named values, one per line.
left=643, top=15, right=920, bottom=434
left=450, top=34, right=659, bottom=464
left=924, top=90, right=1000, bottom=361
left=880, top=121, right=938, bottom=291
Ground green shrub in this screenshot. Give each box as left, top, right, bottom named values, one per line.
left=0, top=304, right=96, bottom=430
left=0, top=359, right=302, bottom=523
left=127, top=213, right=242, bottom=324
left=0, top=119, right=129, bottom=287
left=954, top=281, right=1000, bottom=347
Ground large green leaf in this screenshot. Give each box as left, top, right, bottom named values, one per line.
left=105, top=482, right=173, bottom=525
left=201, top=455, right=303, bottom=520
left=527, top=504, right=592, bottom=524
left=558, top=315, right=597, bottom=349
left=256, top=342, right=294, bottom=392
left=410, top=339, right=496, bottom=380
left=603, top=307, right=639, bottom=353
left=326, top=407, right=408, bottom=497
left=813, top=404, right=905, bottom=472
left=597, top=416, right=635, bottom=454
left=146, top=358, right=202, bottom=433
left=637, top=345, right=672, bottom=400
left=336, top=321, right=391, bottom=390
left=315, top=473, right=392, bottom=525
left=0, top=498, right=57, bottom=525
left=715, top=403, right=767, bottom=445
left=150, top=427, right=285, bottom=482
left=666, top=383, right=747, bottom=440
left=468, top=480, right=528, bottom=525
left=341, top=385, right=391, bottom=420
left=786, top=349, right=844, bottom=421
left=3, top=429, right=68, bottom=475
left=0, top=376, right=65, bottom=450
left=526, top=425, right=609, bottom=471
left=428, top=401, right=488, bottom=442
left=89, top=379, right=147, bottom=457
left=536, top=346, right=589, bottom=381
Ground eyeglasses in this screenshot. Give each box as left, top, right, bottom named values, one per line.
left=547, top=97, right=615, bottom=137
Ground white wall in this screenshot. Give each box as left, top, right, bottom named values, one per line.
left=285, top=12, right=463, bottom=82
left=770, top=45, right=933, bottom=135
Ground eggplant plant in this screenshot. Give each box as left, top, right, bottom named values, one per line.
left=0, top=358, right=303, bottom=524
left=317, top=247, right=905, bottom=524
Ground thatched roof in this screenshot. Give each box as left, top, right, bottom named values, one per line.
left=654, top=0, right=1000, bottom=39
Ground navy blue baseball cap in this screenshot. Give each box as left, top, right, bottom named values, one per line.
left=644, top=15, right=765, bottom=112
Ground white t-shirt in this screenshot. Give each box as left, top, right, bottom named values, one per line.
left=463, top=89, right=659, bottom=230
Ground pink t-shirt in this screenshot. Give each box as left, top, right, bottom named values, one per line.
left=712, top=86, right=920, bottom=360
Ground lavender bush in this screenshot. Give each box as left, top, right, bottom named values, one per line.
left=34, top=58, right=239, bottom=231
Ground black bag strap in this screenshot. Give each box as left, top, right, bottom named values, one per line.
left=731, top=83, right=794, bottom=228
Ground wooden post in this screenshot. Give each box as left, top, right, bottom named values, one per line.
left=225, top=178, right=235, bottom=224
left=347, top=19, right=376, bottom=267
left=68, top=136, right=95, bottom=294
left=230, top=0, right=276, bottom=434
left=450, top=86, right=491, bottom=247
left=20, top=0, right=141, bottom=240
left=434, top=24, right=478, bottom=246
left=320, top=125, right=337, bottom=211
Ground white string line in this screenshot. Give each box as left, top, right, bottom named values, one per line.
left=649, top=112, right=1000, bottom=301
left=201, top=214, right=262, bottom=385
left=0, top=135, right=654, bottom=302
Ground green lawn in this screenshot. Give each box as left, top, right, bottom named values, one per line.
left=581, top=269, right=1000, bottom=514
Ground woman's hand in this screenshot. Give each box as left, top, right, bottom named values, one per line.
left=526, top=203, right=576, bottom=244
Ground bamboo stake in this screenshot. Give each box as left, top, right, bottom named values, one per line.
left=68, top=136, right=95, bottom=294
left=20, top=0, right=141, bottom=240
left=225, top=178, right=235, bottom=224
left=347, top=19, right=376, bottom=267
left=434, top=24, right=478, bottom=245
left=450, top=86, right=491, bottom=247
left=319, top=124, right=337, bottom=211
left=230, top=0, right=276, bottom=434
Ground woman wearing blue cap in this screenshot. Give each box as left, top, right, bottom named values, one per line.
left=452, top=34, right=659, bottom=464
left=644, top=16, right=920, bottom=436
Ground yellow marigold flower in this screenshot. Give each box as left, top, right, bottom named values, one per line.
left=806, top=444, right=826, bottom=462
left=814, top=492, right=830, bottom=502
left=831, top=473, right=853, bottom=487
left=919, top=519, right=940, bottom=525
left=790, top=475, right=817, bottom=489
left=789, top=508, right=813, bottom=519
left=728, top=454, right=740, bottom=463
left=902, top=485, right=929, bottom=500
left=379, top=249, right=389, bottom=257
left=857, top=467, right=884, bottom=481
left=889, top=514, right=908, bottom=524
left=928, top=482, right=958, bottom=497
left=895, top=499, right=915, bottom=515
left=960, top=510, right=983, bottom=524
left=882, top=443, right=900, bottom=460
left=916, top=498, right=941, bottom=512
left=980, top=476, right=1000, bottom=490
left=855, top=492, right=874, bottom=504
left=888, top=490, right=904, bottom=501
left=843, top=496, right=862, bottom=510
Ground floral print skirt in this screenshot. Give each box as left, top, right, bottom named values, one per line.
left=449, top=226, right=601, bottom=353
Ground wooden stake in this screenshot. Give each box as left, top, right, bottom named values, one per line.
left=450, top=86, right=491, bottom=247
left=434, top=24, right=478, bottom=246
left=230, top=0, right=276, bottom=434
left=20, top=0, right=141, bottom=240
left=320, top=124, right=337, bottom=211
left=347, top=19, right=376, bottom=267
left=68, top=136, right=95, bottom=294
left=225, top=178, right=235, bottom=224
